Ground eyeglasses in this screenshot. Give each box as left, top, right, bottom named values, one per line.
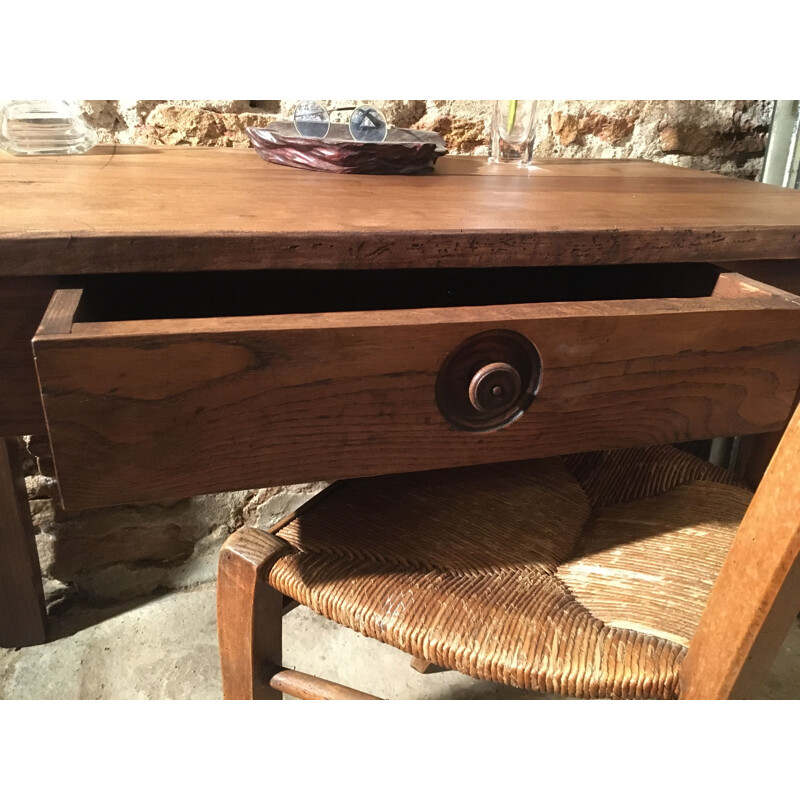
left=293, top=101, right=388, bottom=143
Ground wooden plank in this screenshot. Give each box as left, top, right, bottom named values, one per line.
left=718, top=259, right=800, bottom=297
left=2, top=148, right=800, bottom=275
left=0, top=277, right=56, bottom=436
left=680, top=402, right=800, bottom=699
left=726, top=262, right=800, bottom=488
left=34, top=290, right=800, bottom=510
left=36, top=289, right=83, bottom=336
left=711, top=272, right=773, bottom=299
left=0, top=437, right=46, bottom=647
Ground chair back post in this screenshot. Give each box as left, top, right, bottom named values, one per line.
left=681, top=401, right=800, bottom=699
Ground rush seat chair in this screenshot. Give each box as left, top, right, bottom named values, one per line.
left=217, top=403, right=800, bottom=700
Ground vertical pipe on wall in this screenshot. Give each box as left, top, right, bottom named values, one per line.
left=760, top=100, right=800, bottom=188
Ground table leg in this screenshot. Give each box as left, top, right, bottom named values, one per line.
left=736, top=430, right=784, bottom=489
left=0, top=437, right=46, bottom=647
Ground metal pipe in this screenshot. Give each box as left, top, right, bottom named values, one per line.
left=760, top=100, right=800, bottom=188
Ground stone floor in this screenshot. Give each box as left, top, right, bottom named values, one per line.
left=1, top=583, right=799, bottom=700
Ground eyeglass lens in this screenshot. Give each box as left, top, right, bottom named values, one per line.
left=293, top=100, right=330, bottom=139
left=294, top=102, right=388, bottom=143
left=349, top=106, right=387, bottom=143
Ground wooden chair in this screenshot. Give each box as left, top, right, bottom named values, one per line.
left=217, top=403, right=800, bottom=700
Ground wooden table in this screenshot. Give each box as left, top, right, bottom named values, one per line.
left=2, top=145, right=800, bottom=649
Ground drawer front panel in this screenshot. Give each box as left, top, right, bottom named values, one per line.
left=34, top=289, right=800, bottom=510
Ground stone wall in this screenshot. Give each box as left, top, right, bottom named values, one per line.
left=80, top=99, right=774, bottom=178
left=22, top=435, right=327, bottom=607
left=29, top=99, right=775, bottom=609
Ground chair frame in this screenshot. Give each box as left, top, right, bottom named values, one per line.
left=218, top=522, right=380, bottom=700
left=217, top=402, right=800, bottom=700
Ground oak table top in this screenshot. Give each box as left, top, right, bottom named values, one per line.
left=2, top=145, right=800, bottom=275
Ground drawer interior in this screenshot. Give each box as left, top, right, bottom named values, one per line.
left=63, top=262, right=734, bottom=323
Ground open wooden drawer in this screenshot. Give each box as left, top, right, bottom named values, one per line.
left=33, top=264, right=800, bottom=510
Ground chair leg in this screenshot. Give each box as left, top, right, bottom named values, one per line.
left=217, top=527, right=293, bottom=700
left=410, top=657, right=449, bottom=675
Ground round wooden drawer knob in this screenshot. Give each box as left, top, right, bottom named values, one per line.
left=435, top=329, right=542, bottom=433
left=468, top=362, right=522, bottom=413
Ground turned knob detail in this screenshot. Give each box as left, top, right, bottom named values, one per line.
left=468, top=362, right=522, bottom=413
left=435, top=330, right=541, bottom=433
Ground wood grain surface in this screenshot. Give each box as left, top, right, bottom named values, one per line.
left=34, top=282, right=800, bottom=510
left=0, top=277, right=56, bottom=435
left=718, top=259, right=800, bottom=297
left=266, top=669, right=380, bottom=700
left=3, top=147, right=800, bottom=275
left=0, top=438, right=46, bottom=646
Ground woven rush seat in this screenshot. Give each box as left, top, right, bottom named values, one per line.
left=267, top=446, right=752, bottom=699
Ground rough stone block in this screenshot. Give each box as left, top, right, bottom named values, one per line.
left=141, top=104, right=276, bottom=148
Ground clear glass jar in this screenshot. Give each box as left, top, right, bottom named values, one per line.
left=0, top=100, right=98, bottom=156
